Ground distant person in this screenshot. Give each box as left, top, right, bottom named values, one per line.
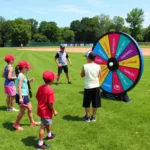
left=81, top=51, right=101, bottom=122
left=2, top=54, right=18, bottom=112
left=36, top=71, right=58, bottom=149
left=21, top=43, right=23, bottom=49
left=13, top=60, right=40, bottom=130
left=54, top=44, right=72, bottom=85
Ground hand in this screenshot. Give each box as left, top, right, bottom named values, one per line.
left=29, top=78, right=34, bottom=82
left=70, top=62, right=72, bottom=66
left=19, top=97, right=23, bottom=104
left=58, top=64, right=62, bottom=68
left=53, top=110, right=58, bottom=116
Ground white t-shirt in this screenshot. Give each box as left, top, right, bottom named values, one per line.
left=84, top=63, right=100, bottom=89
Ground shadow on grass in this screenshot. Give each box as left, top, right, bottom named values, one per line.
left=79, top=91, right=84, bottom=94
left=0, top=106, right=7, bottom=111
left=63, top=115, right=83, bottom=122
left=21, top=136, right=37, bottom=148
left=3, top=122, right=16, bottom=131
left=3, top=122, right=30, bottom=131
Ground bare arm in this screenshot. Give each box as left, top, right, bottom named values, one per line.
left=81, top=67, right=85, bottom=77
left=8, top=67, right=16, bottom=80
left=67, top=57, right=72, bottom=66
left=54, top=58, right=59, bottom=66
left=18, top=76, right=24, bottom=102
left=48, top=103, right=58, bottom=116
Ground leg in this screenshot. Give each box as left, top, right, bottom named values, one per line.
left=64, top=66, right=71, bottom=83
left=14, top=106, right=26, bottom=124
left=6, top=95, right=11, bottom=109
left=85, top=108, right=90, bottom=117
left=65, top=72, right=70, bottom=82
left=56, top=67, right=62, bottom=84
left=92, top=108, right=97, bottom=117
left=26, top=103, right=34, bottom=124
left=39, top=124, right=46, bottom=141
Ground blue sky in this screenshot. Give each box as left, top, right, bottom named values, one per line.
left=0, top=0, right=150, bottom=27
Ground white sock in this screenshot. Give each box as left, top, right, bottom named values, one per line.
left=38, top=140, right=43, bottom=146
left=48, top=132, right=51, bottom=137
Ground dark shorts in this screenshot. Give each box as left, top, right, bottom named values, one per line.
left=16, top=94, right=30, bottom=105
left=58, top=65, right=68, bottom=75
left=83, top=87, right=101, bottom=108
left=41, top=118, right=52, bottom=126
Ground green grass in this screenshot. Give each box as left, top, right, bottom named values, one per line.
left=139, top=45, right=150, bottom=48
left=0, top=48, right=150, bottom=150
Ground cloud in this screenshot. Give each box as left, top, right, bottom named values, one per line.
left=56, top=4, right=93, bottom=14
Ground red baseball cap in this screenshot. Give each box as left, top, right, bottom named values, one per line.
left=18, top=60, right=32, bottom=68
left=43, top=71, right=58, bottom=81
left=5, top=54, right=16, bottom=62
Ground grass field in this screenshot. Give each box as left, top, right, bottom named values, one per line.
left=0, top=48, right=150, bottom=150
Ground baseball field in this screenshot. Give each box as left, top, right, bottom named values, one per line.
left=0, top=47, right=150, bottom=150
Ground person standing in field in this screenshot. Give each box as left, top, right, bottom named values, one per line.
left=36, top=71, right=58, bottom=149
left=21, top=43, right=23, bottom=49
left=13, top=60, right=40, bottom=130
left=2, top=54, right=19, bottom=112
left=54, top=44, right=72, bottom=85
left=81, top=51, right=101, bottom=122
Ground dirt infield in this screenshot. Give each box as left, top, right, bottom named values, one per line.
left=18, top=47, right=150, bottom=56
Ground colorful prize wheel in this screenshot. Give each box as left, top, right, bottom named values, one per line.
left=92, top=32, right=144, bottom=101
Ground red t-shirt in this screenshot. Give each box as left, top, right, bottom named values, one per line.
left=36, top=85, right=55, bottom=119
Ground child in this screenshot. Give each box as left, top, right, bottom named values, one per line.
left=81, top=51, right=101, bottom=122
left=36, top=71, right=58, bottom=149
left=3, top=54, right=18, bottom=111
left=13, top=60, right=40, bottom=130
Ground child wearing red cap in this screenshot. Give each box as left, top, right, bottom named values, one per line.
left=13, top=60, right=40, bottom=130
left=36, top=71, right=58, bottom=149
left=2, top=54, right=18, bottom=111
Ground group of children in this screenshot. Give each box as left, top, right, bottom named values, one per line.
left=2, top=45, right=101, bottom=149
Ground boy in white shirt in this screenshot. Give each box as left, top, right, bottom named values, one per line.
left=81, top=51, right=101, bottom=122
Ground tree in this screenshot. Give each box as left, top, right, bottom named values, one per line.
left=33, top=33, right=48, bottom=42
left=39, top=21, right=59, bottom=42
left=27, top=19, right=38, bottom=40
left=11, top=18, right=31, bottom=45
left=98, top=14, right=114, bottom=35
left=0, top=17, right=13, bottom=46
left=143, top=25, right=150, bottom=41
left=113, top=16, right=124, bottom=32
left=70, top=20, right=81, bottom=41
left=126, top=8, right=144, bottom=40
left=62, top=27, right=75, bottom=42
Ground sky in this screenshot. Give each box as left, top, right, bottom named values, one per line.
left=0, top=0, right=150, bottom=27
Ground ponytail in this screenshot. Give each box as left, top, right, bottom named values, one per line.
left=15, top=65, right=20, bottom=77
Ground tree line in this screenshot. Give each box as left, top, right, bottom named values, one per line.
left=0, top=8, right=150, bottom=46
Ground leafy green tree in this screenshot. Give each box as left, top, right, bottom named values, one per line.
left=126, top=8, right=144, bottom=40
left=70, top=20, right=81, bottom=41
left=113, top=16, right=124, bottom=32
left=33, top=33, right=48, bottom=42
left=143, top=25, right=150, bottom=41
left=11, top=18, right=31, bottom=45
left=39, top=21, right=59, bottom=42
left=27, top=19, right=38, bottom=40
left=62, top=27, right=75, bottom=42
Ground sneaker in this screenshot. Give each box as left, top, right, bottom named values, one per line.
left=7, top=108, right=11, bottom=111
left=45, top=133, right=56, bottom=141
left=83, top=115, right=90, bottom=122
left=37, top=142, right=50, bottom=149
left=68, top=82, right=72, bottom=84
left=11, top=108, right=19, bottom=112
left=90, top=116, right=96, bottom=122
left=13, top=123, right=23, bottom=130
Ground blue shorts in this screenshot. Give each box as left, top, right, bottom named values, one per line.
left=16, top=94, right=30, bottom=105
